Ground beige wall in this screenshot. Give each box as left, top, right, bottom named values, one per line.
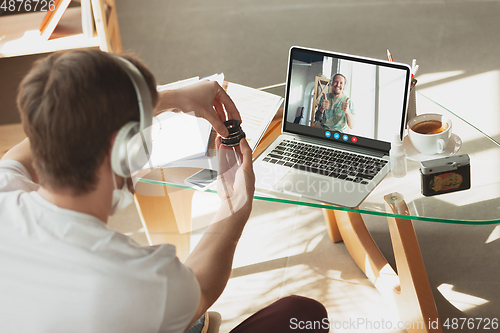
left=0, top=53, right=49, bottom=125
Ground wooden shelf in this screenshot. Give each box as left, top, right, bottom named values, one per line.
left=0, top=7, right=100, bottom=58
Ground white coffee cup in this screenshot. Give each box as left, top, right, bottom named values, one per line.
left=408, top=113, right=452, bottom=155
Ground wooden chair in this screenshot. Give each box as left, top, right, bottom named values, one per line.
left=41, top=0, right=122, bottom=53
left=90, top=0, right=123, bottom=53
left=311, top=76, right=329, bottom=126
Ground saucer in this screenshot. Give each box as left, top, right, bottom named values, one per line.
left=403, top=133, right=462, bottom=162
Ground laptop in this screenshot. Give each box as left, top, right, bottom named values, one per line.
left=253, top=46, right=411, bottom=208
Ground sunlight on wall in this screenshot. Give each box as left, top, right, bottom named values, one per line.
left=419, top=70, right=500, bottom=138
left=416, top=70, right=465, bottom=86
left=486, top=225, right=500, bottom=244
left=437, top=283, right=489, bottom=312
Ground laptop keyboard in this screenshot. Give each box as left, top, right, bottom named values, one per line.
left=262, top=140, right=388, bottom=185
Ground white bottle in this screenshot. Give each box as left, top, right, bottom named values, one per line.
left=390, top=133, right=407, bottom=178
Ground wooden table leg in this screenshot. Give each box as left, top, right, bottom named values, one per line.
left=323, top=209, right=343, bottom=243
left=325, top=193, right=442, bottom=332
left=384, top=193, right=442, bottom=332
left=133, top=178, right=194, bottom=262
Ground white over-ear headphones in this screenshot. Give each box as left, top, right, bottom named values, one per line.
left=110, top=56, right=154, bottom=178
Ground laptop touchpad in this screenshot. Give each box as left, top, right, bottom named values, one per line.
left=254, top=162, right=291, bottom=188
left=273, top=170, right=330, bottom=197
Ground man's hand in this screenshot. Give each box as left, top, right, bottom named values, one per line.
left=320, top=93, right=330, bottom=111
left=342, top=98, right=354, bottom=129
left=156, top=81, right=241, bottom=137
left=215, top=137, right=255, bottom=221
left=341, top=97, right=350, bottom=113
left=183, top=137, right=255, bottom=328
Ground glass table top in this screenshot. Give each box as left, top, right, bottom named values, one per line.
left=137, top=85, right=500, bottom=225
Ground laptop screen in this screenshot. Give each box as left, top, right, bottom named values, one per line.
left=283, top=47, right=411, bottom=153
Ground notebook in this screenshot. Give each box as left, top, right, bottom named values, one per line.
left=253, top=46, right=411, bottom=208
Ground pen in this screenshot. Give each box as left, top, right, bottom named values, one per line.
left=411, top=60, right=419, bottom=84
left=387, top=49, right=393, bottom=62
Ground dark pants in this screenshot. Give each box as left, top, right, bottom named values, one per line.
left=230, top=295, right=329, bottom=333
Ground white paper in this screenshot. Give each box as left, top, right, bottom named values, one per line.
left=156, top=77, right=200, bottom=91
left=148, top=112, right=212, bottom=167
left=225, top=82, right=283, bottom=151
left=148, top=76, right=283, bottom=170
left=156, top=73, right=225, bottom=92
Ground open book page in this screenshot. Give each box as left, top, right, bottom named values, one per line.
left=148, top=112, right=212, bottom=168
left=147, top=76, right=283, bottom=170
left=145, top=75, right=223, bottom=169
left=156, top=77, right=200, bottom=92
left=224, top=82, right=284, bottom=151
left=156, top=73, right=225, bottom=92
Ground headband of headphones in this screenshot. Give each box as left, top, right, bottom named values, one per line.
left=113, top=56, right=153, bottom=132
left=110, top=56, right=154, bottom=177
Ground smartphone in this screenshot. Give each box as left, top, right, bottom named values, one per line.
left=184, top=169, right=218, bottom=191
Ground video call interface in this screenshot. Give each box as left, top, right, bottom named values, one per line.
left=284, top=49, right=410, bottom=151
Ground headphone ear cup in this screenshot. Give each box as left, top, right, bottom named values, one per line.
left=110, top=56, right=154, bottom=178
left=111, top=121, right=139, bottom=178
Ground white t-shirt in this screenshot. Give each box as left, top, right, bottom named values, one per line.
left=0, top=160, right=200, bottom=333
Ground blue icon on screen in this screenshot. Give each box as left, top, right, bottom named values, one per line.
left=325, top=131, right=331, bottom=138
left=333, top=132, right=340, bottom=140
left=343, top=134, right=349, bottom=141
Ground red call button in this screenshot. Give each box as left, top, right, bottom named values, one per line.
left=351, top=136, right=357, bottom=143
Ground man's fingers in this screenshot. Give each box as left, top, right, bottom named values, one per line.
left=217, top=138, right=231, bottom=174
left=238, top=138, right=253, bottom=172
left=206, top=108, right=229, bottom=137
left=225, top=143, right=243, bottom=165
left=225, top=146, right=238, bottom=168
left=213, top=99, right=226, bottom=122
left=216, top=136, right=223, bottom=150
left=216, top=84, right=242, bottom=123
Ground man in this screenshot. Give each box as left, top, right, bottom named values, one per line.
left=0, top=49, right=327, bottom=332
left=313, top=73, right=355, bottom=132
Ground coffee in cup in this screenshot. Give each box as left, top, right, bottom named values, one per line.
left=408, top=114, right=452, bottom=155
left=411, top=120, right=449, bottom=135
